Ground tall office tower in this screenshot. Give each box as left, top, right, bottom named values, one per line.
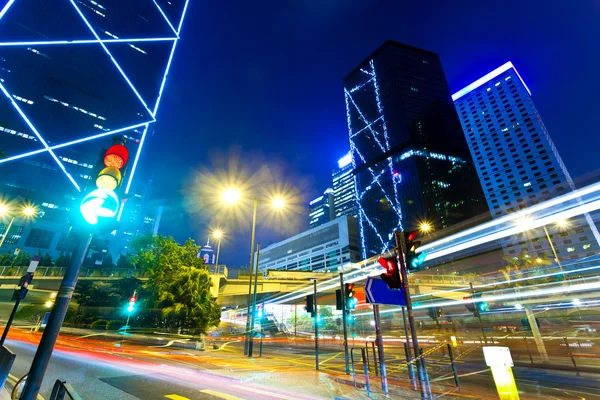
left=344, top=40, right=488, bottom=259
left=0, top=0, right=188, bottom=258
left=453, top=62, right=600, bottom=260
left=309, top=188, right=335, bottom=228
left=333, top=152, right=357, bottom=219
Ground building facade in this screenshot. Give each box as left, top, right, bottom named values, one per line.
left=453, top=62, right=600, bottom=260
left=344, top=40, right=488, bottom=259
left=333, top=152, right=357, bottom=219
left=309, top=188, right=335, bottom=228
left=0, top=0, right=187, bottom=259
left=257, top=216, right=360, bottom=272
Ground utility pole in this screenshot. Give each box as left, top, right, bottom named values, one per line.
left=244, top=199, right=258, bottom=355
left=21, top=232, right=93, bottom=400
left=395, top=230, right=430, bottom=400
left=313, top=279, right=319, bottom=370
left=248, top=243, right=261, bottom=357
left=339, top=272, right=350, bottom=374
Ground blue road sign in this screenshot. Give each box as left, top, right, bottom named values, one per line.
left=365, top=277, right=406, bottom=306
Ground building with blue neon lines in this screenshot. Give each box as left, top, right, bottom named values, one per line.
left=344, top=40, right=488, bottom=260
left=453, top=62, right=600, bottom=261
left=0, top=0, right=188, bottom=258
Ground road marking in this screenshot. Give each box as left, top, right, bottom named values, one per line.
left=233, top=385, right=302, bottom=400
left=164, top=395, right=189, bottom=400
left=319, top=352, right=343, bottom=365
left=431, top=368, right=489, bottom=382
left=199, top=389, right=243, bottom=400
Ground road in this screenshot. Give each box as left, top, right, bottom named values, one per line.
left=4, top=331, right=361, bottom=400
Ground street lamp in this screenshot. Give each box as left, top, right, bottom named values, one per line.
left=0, top=201, right=38, bottom=248
left=211, top=229, right=224, bottom=273
left=220, top=188, right=288, bottom=356
left=419, top=221, right=433, bottom=234
left=516, top=217, right=565, bottom=274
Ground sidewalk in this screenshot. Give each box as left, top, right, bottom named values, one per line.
left=1, top=386, right=9, bottom=400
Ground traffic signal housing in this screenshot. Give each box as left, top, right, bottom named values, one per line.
left=345, top=283, right=358, bottom=310
left=404, top=230, right=426, bottom=270
left=463, top=293, right=488, bottom=316
left=305, top=294, right=315, bottom=317
left=378, top=256, right=401, bottom=289
left=426, top=306, right=444, bottom=320
left=127, top=295, right=137, bottom=313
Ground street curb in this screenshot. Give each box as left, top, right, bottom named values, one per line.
left=515, top=361, right=600, bottom=374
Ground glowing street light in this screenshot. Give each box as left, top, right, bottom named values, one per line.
left=272, top=197, right=285, bottom=210
left=419, top=221, right=433, bottom=234
left=211, top=229, right=224, bottom=272
left=0, top=200, right=38, bottom=248
left=555, top=218, right=569, bottom=229
left=222, top=188, right=242, bottom=205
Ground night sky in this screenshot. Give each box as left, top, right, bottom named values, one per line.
left=139, top=0, right=600, bottom=268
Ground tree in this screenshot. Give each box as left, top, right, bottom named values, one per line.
left=116, top=253, right=134, bottom=269
left=130, top=234, right=220, bottom=334
left=101, top=253, right=115, bottom=268
left=13, top=251, right=31, bottom=266
left=110, top=277, right=143, bottom=303
left=39, top=252, right=53, bottom=267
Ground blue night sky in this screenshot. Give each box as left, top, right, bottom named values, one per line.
left=139, top=0, right=600, bottom=268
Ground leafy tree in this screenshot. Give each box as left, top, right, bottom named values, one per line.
left=116, top=253, right=134, bottom=269
left=101, top=253, right=115, bottom=268
left=13, top=251, right=31, bottom=266
left=110, top=277, right=143, bottom=303
left=131, top=234, right=220, bottom=334
left=39, top=252, right=53, bottom=267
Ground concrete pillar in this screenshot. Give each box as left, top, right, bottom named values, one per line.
left=524, top=305, right=548, bottom=361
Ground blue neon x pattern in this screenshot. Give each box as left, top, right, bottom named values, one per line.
left=0, top=0, right=189, bottom=194
left=345, top=59, right=403, bottom=259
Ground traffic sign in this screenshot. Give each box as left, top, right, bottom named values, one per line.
left=80, top=188, right=119, bottom=225
left=27, top=255, right=41, bottom=273
left=365, top=277, right=406, bottom=306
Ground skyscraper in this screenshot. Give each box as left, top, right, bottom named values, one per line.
left=453, top=62, right=600, bottom=259
left=309, top=188, right=335, bottom=228
left=332, top=152, right=357, bottom=219
left=344, top=40, right=488, bottom=259
left=0, top=0, right=188, bottom=257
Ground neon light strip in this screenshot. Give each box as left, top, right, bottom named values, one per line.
left=0, top=38, right=177, bottom=46
left=152, top=36, right=178, bottom=116
left=177, top=0, right=190, bottom=34
left=153, top=0, right=178, bottom=37
left=0, top=121, right=153, bottom=164
left=125, top=124, right=149, bottom=194
left=70, top=0, right=153, bottom=118
left=0, top=0, right=15, bottom=20
left=0, top=82, right=80, bottom=191
left=451, top=61, right=531, bottom=101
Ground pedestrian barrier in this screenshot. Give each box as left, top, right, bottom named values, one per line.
left=49, top=380, right=82, bottom=400
left=0, top=346, right=15, bottom=391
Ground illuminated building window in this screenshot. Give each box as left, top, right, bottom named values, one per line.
left=45, top=96, right=106, bottom=120
left=566, top=247, right=575, bottom=252
left=13, top=95, right=34, bottom=104
left=75, top=0, right=105, bottom=17
left=0, top=125, right=37, bottom=141
left=27, top=47, right=51, bottom=59
left=0, top=225, right=24, bottom=245
left=583, top=244, right=591, bottom=250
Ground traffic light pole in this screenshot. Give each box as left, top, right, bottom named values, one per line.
left=372, top=305, right=388, bottom=396
left=313, top=279, right=319, bottom=371
left=21, top=231, right=93, bottom=400
left=0, top=295, right=22, bottom=346
left=402, top=306, right=417, bottom=390
left=338, top=273, right=350, bottom=374
left=244, top=199, right=258, bottom=356
left=395, top=230, right=430, bottom=400
left=469, top=282, right=487, bottom=344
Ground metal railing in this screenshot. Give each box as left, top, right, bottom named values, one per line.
left=49, top=380, right=82, bottom=400
left=0, top=266, right=149, bottom=279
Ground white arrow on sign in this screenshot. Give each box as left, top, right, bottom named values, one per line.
left=80, top=188, right=119, bottom=225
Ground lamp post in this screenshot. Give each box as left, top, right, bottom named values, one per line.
left=0, top=202, right=38, bottom=248
left=543, top=219, right=568, bottom=275
left=221, top=189, right=286, bottom=355
left=212, top=229, right=223, bottom=274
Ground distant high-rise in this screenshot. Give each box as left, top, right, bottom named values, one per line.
left=0, top=0, right=188, bottom=258
left=309, top=188, right=335, bottom=228
left=453, top=62, right=600, bottom=259
left=344, top=40, right=488, bottom=259
left=333, top=152, right=357, bottom=219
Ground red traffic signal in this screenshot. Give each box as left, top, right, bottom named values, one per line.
left=129, top=296, right=137, bottom=303
left=378, top=256, right=402, bottom=289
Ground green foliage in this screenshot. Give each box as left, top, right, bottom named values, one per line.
left=54, top=252, right=72, bottom=268
left=110, top=277, right=143, bottom=303
left=15, top=304, right=48, bottom=322
left=116, top=253, right=134, bottom=269
left=13, top=251, right=31, bottom=266
left=101, top=254, right=115, bottom=268
left=39, top=252, right=53, bottom=267
left=90, top=319, right=109, bottom=330
left=131, top=234, right=220, bottom=334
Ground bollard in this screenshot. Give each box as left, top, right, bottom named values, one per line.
left=419, top=348, right=433, bottom=400
left=483, top=347, right=520, bottom=400
left=563, top=337, right=579, bottom=375
left=524, top=337, right=533, bottom=364
left=404, top=342, right=417, bottom=390
left=447, top=344, right=461, bottom=391
left=360, top=347, right=371, bottom=395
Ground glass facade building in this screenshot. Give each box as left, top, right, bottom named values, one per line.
left=309, top=188, right=335, bottom=228
left=332, top=152, right=357, bottom=219
left=0, top=0, right=187, bottom=258
left=453, top=62, right=600, bottom=259
left=344, top=40, right=488, bottom=259
left=257, top=216, right=361, bottom=272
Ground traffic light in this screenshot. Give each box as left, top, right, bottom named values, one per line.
left=345, top=283, right=358, bottom=310
left=80, top=138, right=129, bottom=225
left=464, top=293, right=488, bottom=316
left=127, top=295, right=137, bottom=313
left=305, top=294, right=315, bottom=317
left=404, top=230, right=427, bottom=270
left=335, top=289, right=343, bottom=310
left=426, top=306, right=444, bottom=320
left=378, top=256, right=401, bottom=289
